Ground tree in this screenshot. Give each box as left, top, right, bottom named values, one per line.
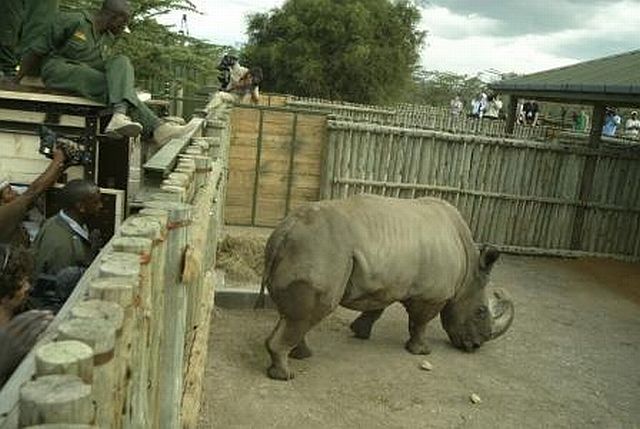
left=243, top=0, right=425, bottom=104
left=407, top=69, right=487, bottom=107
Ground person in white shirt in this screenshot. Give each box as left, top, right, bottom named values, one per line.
left=450, top=95, right=463, bottom=116
left=484, top=94, right=503, bottom=119
left=624, top=111, right=640, bottom=138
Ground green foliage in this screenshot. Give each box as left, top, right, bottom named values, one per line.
left=407, top=69, right=487, bottom=107
left=243, top=0, right=425, bottom=104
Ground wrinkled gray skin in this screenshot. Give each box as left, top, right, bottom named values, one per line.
left=259, top=195, right=514, bottom=380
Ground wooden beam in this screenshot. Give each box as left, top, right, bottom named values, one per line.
left=251, top=110, right=265, bottom=226
left=143, top=118, right=204, bottom=178
left=505, top=95, right=518, bottom=135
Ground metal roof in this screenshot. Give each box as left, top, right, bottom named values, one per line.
left=491, top=50, right=640, bottom=105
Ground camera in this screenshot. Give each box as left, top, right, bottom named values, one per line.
left=39, top=126, right=92, bottom=167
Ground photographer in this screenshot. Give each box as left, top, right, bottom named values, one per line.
left=0, top=244, right=53, bottom=386
left=0, top=148, right=67, bottom=247
left=211, top=55, right=263, bottom=111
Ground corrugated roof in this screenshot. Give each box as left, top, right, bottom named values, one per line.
left=491, top=50, right=640, bottom=97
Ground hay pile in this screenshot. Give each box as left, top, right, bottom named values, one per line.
left=216, top=233, right=267, bottom=284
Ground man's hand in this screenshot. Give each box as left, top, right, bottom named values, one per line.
left=0, top=310, right=53, bottom=383
left=52, top=147, right=67, bottom=167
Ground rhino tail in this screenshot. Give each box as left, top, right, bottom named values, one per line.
left=253, top=215, right=298, bottom=310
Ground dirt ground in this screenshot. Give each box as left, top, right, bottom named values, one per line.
left=202, top=235, right=640, bottom=428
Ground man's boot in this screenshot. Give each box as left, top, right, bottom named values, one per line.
left=105, top=113, right=143, bottom=139
left=153, top=120, right=200, bottom=146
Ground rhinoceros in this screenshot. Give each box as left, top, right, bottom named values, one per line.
left=258, top=194, right=514, bottom=380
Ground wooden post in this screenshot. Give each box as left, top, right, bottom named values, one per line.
left=571, top=103, right=605, bottom=250
left=55, top=318, right=116, bottom=428
left=144, top=200, right=192, bottom=429
left=97, top=253, right=142, bottom=429
left=35, top=341, right=94, bottom=384
left=23, top=425, right=97, bottom=428
left=134, top=210, right=169, bottom=422
left=19, top=375, right=94, bottom=426
left=112, top=235, right=155, bottom=429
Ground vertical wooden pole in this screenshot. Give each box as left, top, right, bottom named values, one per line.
left=251, top=110, right=265, bottom=226
left=285, top=113, right=299, bottom=214
left=571, top=103, right=605, bottom=250
left=145, top=201, right=192, bottom=429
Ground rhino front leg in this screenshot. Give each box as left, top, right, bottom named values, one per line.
left=402, top=299, right=444, bottom=355
left=350, top=309, right=385, bottom=339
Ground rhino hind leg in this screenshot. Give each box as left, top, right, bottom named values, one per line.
left=402, top=299, right=445, bottom=355
left=350, top=309, right=385, bottom=339
left=289, top=337, right=312, bottom=359
left=266, top=317, right=321, bottom=380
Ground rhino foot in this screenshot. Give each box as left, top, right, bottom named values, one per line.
left=350, top=318, right=373, bottom=339
left=405, top=339, right=432, bottom=355
left=289, top=343, right=313, bottom=359
left=267, top=365, right=295, bottom=381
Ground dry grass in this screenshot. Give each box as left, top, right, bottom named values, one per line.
left=215, top=233, right=267, bottom=284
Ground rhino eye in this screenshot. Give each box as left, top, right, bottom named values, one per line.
left=475, top=306, right=489, bottom=320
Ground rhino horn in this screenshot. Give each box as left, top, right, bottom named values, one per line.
left=489, top=289, right=514, bottom=340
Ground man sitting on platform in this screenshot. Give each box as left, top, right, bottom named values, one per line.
left=29, top=0, right=197, bottom=145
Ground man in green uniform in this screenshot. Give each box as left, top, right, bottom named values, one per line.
left=0, top=0, right=59, bottom=77
left=31, top=0, right=196, bottom=143
left=31, top=179, right=102, bottom=311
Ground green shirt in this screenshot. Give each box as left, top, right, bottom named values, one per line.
left=33, top=11, right=114, bottom=70
left=32, top=213, right=93, bottom=277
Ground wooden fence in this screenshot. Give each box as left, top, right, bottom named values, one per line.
left=225, top=105, right=327, bottom=226
left=287, top=97, right=556, bottom=140
left=0, top=100, right=230, bottom=428
left=322, top=120, right=640, bottom=260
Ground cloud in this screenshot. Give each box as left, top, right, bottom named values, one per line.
left=424, top=0, right=612, bottom=36
left=419, top=0, right=640, bottom=74
left=157, top=0, right=285, bottom=46
left=158, top=0, right=640, bottom=76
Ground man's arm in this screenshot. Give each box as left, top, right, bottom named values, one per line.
left=0, top=149, right=65, bottom=242
left=250, top=86, right=260, bottom=105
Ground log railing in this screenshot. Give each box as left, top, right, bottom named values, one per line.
left=0, top=97, right=231, bottom=429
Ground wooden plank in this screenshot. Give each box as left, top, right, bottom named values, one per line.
left=143, top=118, right=205, bottom=176
left=251, top=110, right=265, bottom=226
left=0, top=89, right=104, bottom=107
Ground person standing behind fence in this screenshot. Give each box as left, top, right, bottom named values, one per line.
left=573, top=109, right=589, bottom=132
left=602, top=107, right=621, bottom=137
left=624, top=111, right=640, bottom=138
left=31, top=180, right=103, bottom=312
left=29, top=0, right=198, bottom=145
left=484, top=94, right=503, bottom=119
left=523, top=100, right=540, bottom=126
left=450, top=95, right=463, bottom=116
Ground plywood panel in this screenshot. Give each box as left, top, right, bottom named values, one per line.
left=226, top=105, right=327, bottom=226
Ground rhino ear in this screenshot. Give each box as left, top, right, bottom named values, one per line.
left=479, top=245, right=500, bottom=272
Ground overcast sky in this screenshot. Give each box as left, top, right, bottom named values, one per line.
left=158, top=0, right=640, bottom=77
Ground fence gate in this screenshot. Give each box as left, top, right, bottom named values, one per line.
left=225, top=105, right=327, bottom=226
